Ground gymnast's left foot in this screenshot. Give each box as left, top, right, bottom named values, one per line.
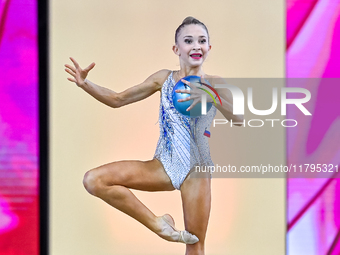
left=155, top=214, right=199, bottom=244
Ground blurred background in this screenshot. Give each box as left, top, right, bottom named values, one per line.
left=0, top=0, right=339, bottom=254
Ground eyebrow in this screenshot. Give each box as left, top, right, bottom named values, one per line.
left=183, top=35, right=207, bottom=38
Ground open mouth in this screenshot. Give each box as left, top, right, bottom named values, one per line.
left=190, top=54, right=202, bottom=59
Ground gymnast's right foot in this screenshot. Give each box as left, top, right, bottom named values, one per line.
left=155, top=214, right=199, bottom=244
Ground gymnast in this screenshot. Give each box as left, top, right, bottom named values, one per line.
left=65, top=16, right=243, bottom=255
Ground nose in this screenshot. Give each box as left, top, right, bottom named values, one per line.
left=192, top=41, right=201, bottom=50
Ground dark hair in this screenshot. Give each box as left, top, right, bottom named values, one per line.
left=175, top=16, right=209, bottom=44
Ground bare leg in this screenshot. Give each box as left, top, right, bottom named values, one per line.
left=83, top=158, right=175, bottom=234
left=180, top=170, right=211, bottom=255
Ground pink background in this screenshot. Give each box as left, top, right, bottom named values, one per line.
left=0, top=0, right=39, bottom=254
left=287, top=0, right=340, bottom=254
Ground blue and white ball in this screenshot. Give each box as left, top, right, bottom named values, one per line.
left=172, top=75, right=212, bottom=118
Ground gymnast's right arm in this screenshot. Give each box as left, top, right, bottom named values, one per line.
left=65, top=57, right=167, bottom=108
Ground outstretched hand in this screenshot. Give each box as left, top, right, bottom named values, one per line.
left=65, top=57, right=95, bottom=87
left=175, top=75, right=208, bottom=111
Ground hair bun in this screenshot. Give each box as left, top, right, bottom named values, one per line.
left=182, top=16, right=196, bottom=24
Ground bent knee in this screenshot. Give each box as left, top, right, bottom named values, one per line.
left=83, top=169, right=102, bottom=196
left=83, top=170, right=128, bottom=200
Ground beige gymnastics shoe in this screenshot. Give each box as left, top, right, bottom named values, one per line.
left=158, top=214, right=199, bottom=244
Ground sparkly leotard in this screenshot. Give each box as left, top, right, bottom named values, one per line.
left=153, top=71, right=217, bottom=190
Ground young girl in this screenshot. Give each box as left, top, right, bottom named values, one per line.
left=65, top=16, right=242, bottom=255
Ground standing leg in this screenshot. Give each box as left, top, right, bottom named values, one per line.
left=180, top=170, right=211, bottom=255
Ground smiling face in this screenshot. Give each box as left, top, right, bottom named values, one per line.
left=173, top=24, right=211, bottom=68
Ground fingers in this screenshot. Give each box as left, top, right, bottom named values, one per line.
left=66, top=58, right=95, bottom=77
left=176, top=77, right=207, bottom=110
left=65, top=64, right=76, bottom=73
left=186, top=99, right=199, bottom=111
left=175, top=89, right=191, bottom=94
left=200, top=75, right=206, bottom=85
left=67, top=77, right=77, bottom=83
left=65, top=67, right=75, bottom=77
left=84, top=62, right=95, bottom=72
left=69, top=57, right=80, bottom=69
left=177, top=96, right=191, bottom=102
left=65, top=59, right=95, bottom=86
left=181, top=79, right=195, bottom=89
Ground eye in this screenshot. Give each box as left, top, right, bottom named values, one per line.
left=184, top=39, right=192, bottom=44
left=200, top=39, right=207, bottom=43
